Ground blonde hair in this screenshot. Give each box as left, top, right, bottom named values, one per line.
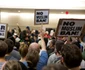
left=2, top=60, right=22, bottom=70
left=19, top=43, right=28, bottom=58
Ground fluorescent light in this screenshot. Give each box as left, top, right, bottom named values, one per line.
left=18, top=10, right=21, bottom=13
left=1, top=12, right=19, bottom=16
left=1, top=12, right=34, bottom=19
left=1, top=12, right=19, bottom=18
left=19, top=13, right=34, bottom=19
left=1, top=12, right=9, bottom=18
left=61, top=12, right=64, bottom=14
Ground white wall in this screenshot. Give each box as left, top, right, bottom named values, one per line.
left=0, top=10, right=85, bottom=30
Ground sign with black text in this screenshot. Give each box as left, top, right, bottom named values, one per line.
left=0, top=23, right=7, bottom=39
left=35, top=10, right=49, bottom=25
left=56, top=19, right=85, bottom=37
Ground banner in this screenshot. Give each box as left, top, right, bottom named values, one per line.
left=34, top=9, right=49, bottom=25
left=56, top=19, right=85, bottom=37
left=0, top=23, right=7, bottom=39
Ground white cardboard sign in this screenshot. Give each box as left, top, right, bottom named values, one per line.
left=35, top=10, right=49, bottom=25
left=0, top=23, right=7, bottom=39
left=57, top=19, right=85, bottom=36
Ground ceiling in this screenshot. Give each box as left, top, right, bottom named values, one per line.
left=0, top=0, right=85, bottom=10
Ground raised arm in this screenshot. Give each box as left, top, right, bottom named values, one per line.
left=39, top=27, right=46, bottom=51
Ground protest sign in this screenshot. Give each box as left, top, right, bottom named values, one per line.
left=34, top=9, right=49, bottom=25
left=56, top=19, right=85, bottom=37
left=0, top=23, right=8, bottom=39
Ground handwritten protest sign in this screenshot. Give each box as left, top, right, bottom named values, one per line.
left=0, top=23, right=8, bottom=39
left=56, top=19, right=85, bottom=37
left=34, top=9, right=49, bottom=25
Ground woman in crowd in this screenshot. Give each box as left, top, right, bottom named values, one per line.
left=19, top=43, right=28, bottom=68
left=26, top=49, right=39, bottom=70
left=2, top=60, right=22, bottom=70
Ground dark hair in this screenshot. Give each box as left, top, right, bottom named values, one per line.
left=35, top=30, right=39, bottom=35
left=44, top=38, right=48, bottom=46
left=61, top=44, right=82, bottom=68
left=0, top=40, right=8, bottom=57
left=51, top=39, right=56, bottom=46
left=34, top=34, right=38, bottom=38
left=4, top=39, right=14, bottom=54
left=9, top=37, right=15, bottom=45
left=55, top=40, right=64, bottom=54
left=26, top=26, right=30, bottom=30
left=72, top=42, right=81, bottom=49
left=26, top=49, right=39, bottom=69
left=19, top=43, right=28, bottom=58
left=2, top=60, right=22, bottom=70
left=43, top=64, right=61, bottom=70
left=11, top=29, right=15, bottom=35
left=15, top=42, right=20, bottom=50
left=67, top=36, right=72, bottom=42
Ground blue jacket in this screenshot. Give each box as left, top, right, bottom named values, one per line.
left=37, top=51, right=48, bottom=70
left=22, top=51, right=48, bottom=70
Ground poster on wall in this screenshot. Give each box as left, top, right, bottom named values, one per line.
left=34, top=9, right=49, bottom=25
left=0, top=23, right=8, bottom=39
left=56, top=19, right=85, bottom=37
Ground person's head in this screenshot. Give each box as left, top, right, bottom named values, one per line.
left=49, top=39, right=56, bottom=48
left=57, top=37, right=63, bottom=41
left=26, top=49, right=39, bottom=68
left=44, top=38, right=48, bottom=46
left=0, top=40, right=8, bottom=57
left=11, top=29, right=15, bottom=35
left=35, top=30, right=39, bottom=35
left=72, top=42, right=81, bottom=49
left=8, top=37, right=15, bottom=45
left=13, top=33, right=17, bottom=39
left=19, top=43, right=28, bottom=58
left=4, top=39, right=14, bottom=54
left=65, top=37, right=72, bottom=44
left=42, top=64, right=61, bottom=70
left=26, top=26, right=30, bottom=31
left=2, top=60, right=22, bottom=70
left=29, top=42, right=40, bottom=53
left=15, top=42, right=20, bottom=50
left=55, top=40, right=64, bottom=55
left=34, top=34, right=38, bottom=40
left=61, top=44, right=82, bottom=69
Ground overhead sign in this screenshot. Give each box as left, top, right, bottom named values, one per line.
left=34, top=9, right=49, bottom=25
left=56, top=19, right=85, bottom=37
left=0, top=23, right=8, bottom=39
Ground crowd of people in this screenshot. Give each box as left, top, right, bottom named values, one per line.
left=0, top=25, right=85, bottom=70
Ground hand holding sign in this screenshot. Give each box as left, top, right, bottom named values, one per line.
left=39, top=24, right=46, bottom=50
left=39, top=24, right=45, bottom=38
